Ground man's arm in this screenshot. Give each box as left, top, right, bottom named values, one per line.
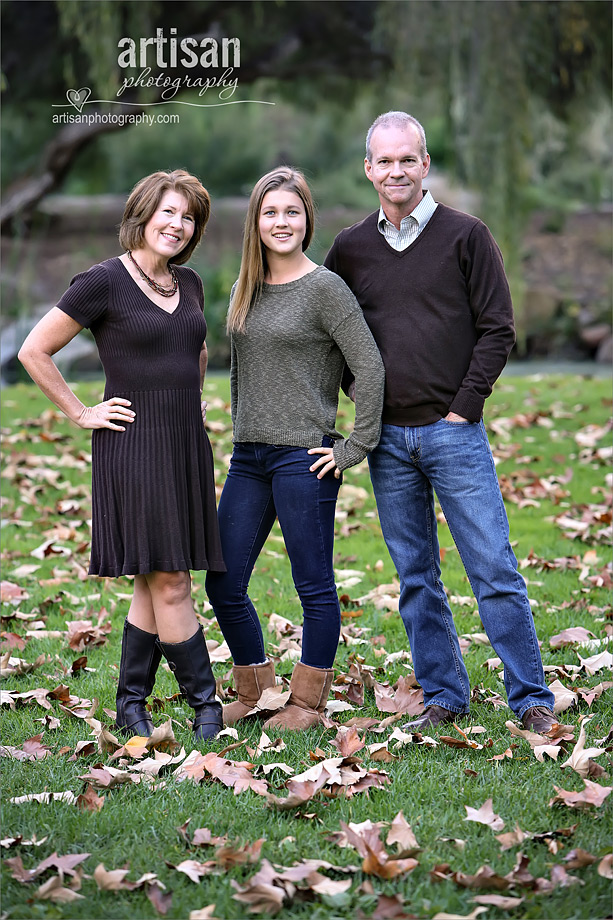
left=448, top=222, right=516, bottom=421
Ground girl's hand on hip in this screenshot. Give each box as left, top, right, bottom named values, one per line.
left=308, top=446, right=341, bottom=479
left=201, top=400, right=207, bottom=425
left=77, top=397, right=135, bottom=431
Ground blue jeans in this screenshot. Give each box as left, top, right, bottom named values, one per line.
left=205, top=440, right=342, bottom=669
left=368, top=419, right=554, bottom=718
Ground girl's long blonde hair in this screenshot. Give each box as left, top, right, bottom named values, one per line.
left=227, top=167, right=315, bottom=334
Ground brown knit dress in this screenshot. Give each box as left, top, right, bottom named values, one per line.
left=55, top=257, right=225, bottom=577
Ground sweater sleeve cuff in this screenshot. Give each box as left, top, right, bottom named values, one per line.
left=332, top=437, right=369, bottom=472
left=448, top=392, right=485, bottom=422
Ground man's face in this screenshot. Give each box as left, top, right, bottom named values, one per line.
left=365, top=124, right=430, bottom=216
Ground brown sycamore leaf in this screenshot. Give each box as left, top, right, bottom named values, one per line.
left=66, top=618, right=111, bottom=651
left=1, top=835, right=48, bottom=849
left=1, top=653, right=48, bottom=679
left=265, top=766, right=332, bottom=810
left=561, top=717, right=607, bottom=778
left=94, top=863, right=136, bottom=891
left=172, top=859, right=215, bottom=883
left=78, top=765, right=133, bottom=790
left=146, top=880, right=173, bottom=915
left=34, top=851, right=90, bottom=878
left=563, top=848, right=597, bottom=868
left=598, top=854, right=613, bottom=878
left=548, top=864, right=584, bottom=888
left=471, top=895, right=525, bottom=909
left=356, top=892, right=416, bottom=919
left=495, top=825, right=529, bottom=850
left=251, top=731, right=286, bottom=758
left=548, top=679, right=578, bottom=714
left=549, top=779, right=612, bottom=809
left=432, top=910, right=487, bottom=920
left=386, top=811, right=420, bottom=857
left=452, top=865, right=511, bottom=891
left=329, top=725, right=365, bottom=757
left=4, top=855, right=38, bottom=882
left=440, top=724, right=490, bottom=750
left=189, top=908, right=219, bottom=920
left=76, top=784, right=105, bottom=811
left=0, top=733, right=52, bottom=762
left=373, top=677, right=423, bottom=715
left=196, top=751, right=269, bottom=795
left=464, top=798, right=505, bottom=831
left=550, top=627, right=596, bottom=649
left=10, top=791, right=77, bottom=805
left=246, top=686, right=291, bottom=716
left=231, top=859, right=287, bottom=914
left=339, top=820, right=418, bottom=879
left=577, top=649, right=613, bottom=676
left=214, top=839, right=264, bottom=870
left=1, top=581, right=30, bottom=603
left=33, top=875, right=84, bottom=903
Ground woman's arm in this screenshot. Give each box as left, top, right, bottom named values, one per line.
left=199, top=340, right=208, bottom=424
left=18, top=307, right=135, bottom=431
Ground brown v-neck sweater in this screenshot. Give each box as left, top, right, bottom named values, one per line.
left=324, top=205, right=516, bottom=426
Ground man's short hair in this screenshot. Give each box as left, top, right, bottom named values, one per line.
left=366, top=111, right=428, bottom=162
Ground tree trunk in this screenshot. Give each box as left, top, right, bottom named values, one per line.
left=1, top=104, right=145, bottom=232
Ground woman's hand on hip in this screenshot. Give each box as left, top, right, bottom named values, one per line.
left=201, top=400, right=207, bottom=425
left=77, top=397, right=135, bottom=431
left=307, top=447, right=341, bottom=480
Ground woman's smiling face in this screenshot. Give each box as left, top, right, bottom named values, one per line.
left=142, top=190, right=195, bottom=259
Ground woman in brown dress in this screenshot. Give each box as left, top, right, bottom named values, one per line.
left=18, top=170, right=225, bottom=742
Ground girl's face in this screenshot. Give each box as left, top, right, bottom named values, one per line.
left=142, top=190, right=195, bottom=259
left=258, top=189, right=307, bottom=258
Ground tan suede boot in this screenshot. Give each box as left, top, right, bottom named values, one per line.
left=223, top=660, right=276, bottom=726
left=263, top=661, right=334, bottom=731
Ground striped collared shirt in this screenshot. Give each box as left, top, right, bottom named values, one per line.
left=377, top=190, right=438, bottom=251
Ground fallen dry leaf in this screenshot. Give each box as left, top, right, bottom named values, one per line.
left=146, top=880, right=173, bottom=915
left=549, top=779, right=612, bottom=809
left=94, top=863, right=136, bottom=891
left=598, top=854, right=613, bottom=879
left=471, top=894, right=525, bottom=909
left=189, top=908, right=219, bottom=920
left=495, top=825, right=530, bottom=851
left=563, top=848, right=597, bottom=868
left=386, top=811, right=420, bottom=856
left=10, top=791, right=77, bottom=805
left=464, top=798, right=505, bottom=831
left=231, top=859, right=287, bottom=914
left=373, top=677, right=423, bottom=715
left=560, top=717, right=607, bottom=778
left=548, top=678, right=579, bottom=714
left=339, top=819, right=418, bottom=879
left=577, top=649, right=613, bottom=676
left=550, top=626, right=596, bottom=649
left=33, top=874, right=84, bottom=903
left=329, top=725, right=365, bottom=757
left=76, top=784, right=105, bottom=811
left=432, top=909, right=487, bottom=920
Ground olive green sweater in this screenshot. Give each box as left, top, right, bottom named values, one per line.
left=230, top=266, right=385, bottom=471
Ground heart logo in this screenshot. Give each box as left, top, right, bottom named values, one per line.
left=66, top=87, right=91, bottom=112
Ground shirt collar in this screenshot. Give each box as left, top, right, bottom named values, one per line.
left=377, top=190, right=437, bottom=230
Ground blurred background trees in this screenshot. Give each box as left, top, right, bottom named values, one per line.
left=1, top=0, right=611, bottom=373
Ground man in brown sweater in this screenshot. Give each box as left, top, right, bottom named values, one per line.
left=324, top=111, right=556, bottom=732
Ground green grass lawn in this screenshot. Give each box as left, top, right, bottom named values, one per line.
left=1, top=373, right=611, bottom=920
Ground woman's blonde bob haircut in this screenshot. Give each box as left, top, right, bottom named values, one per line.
left=227, top=167, right=315, bottom=334
left=118, top=169, right=211, bottom=265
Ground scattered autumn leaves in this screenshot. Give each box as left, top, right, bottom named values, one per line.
left=2, top=390, right=612, bottom=917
